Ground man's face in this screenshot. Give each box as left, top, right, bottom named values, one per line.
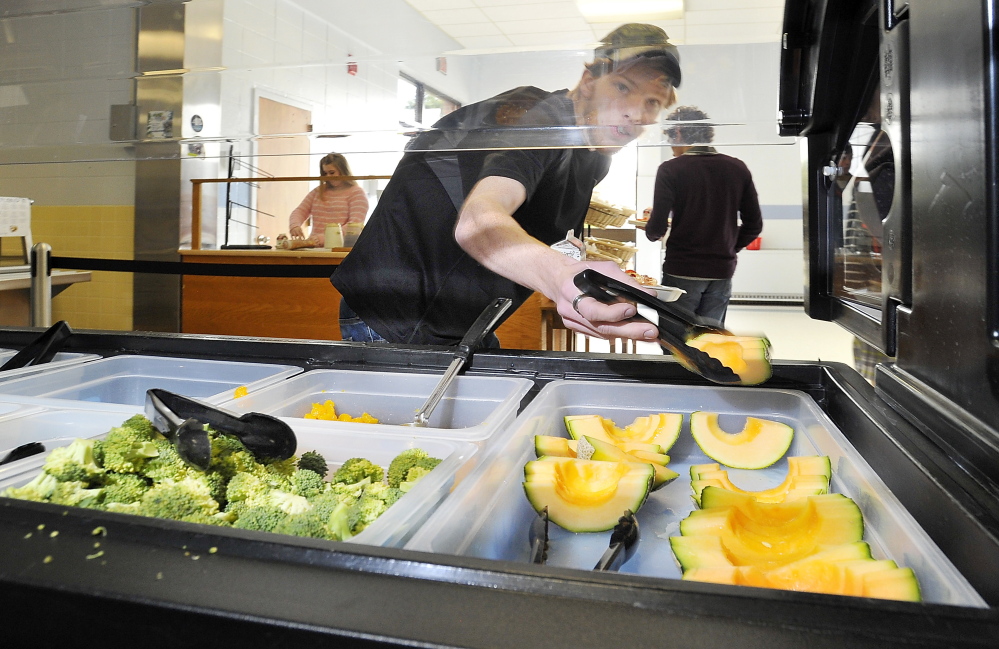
left=577, top=64, right=674, bottom=155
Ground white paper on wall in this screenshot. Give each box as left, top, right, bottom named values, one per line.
left=0, top=197, right=32, bottom=239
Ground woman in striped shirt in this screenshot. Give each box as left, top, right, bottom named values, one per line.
left=288, top=152, right=369, bottom=247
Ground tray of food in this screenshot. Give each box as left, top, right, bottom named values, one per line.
left=0, top=355, right=303, bottom=406
left=218, top=368, right=534, bottom=447
left=404, top=380, right=986, bottom=607
left=0, top=409, right=477, bottom=549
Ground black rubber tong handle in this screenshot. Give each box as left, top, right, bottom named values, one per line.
left=0, top=321, right=72, bottom=372
left=573, top=270, right=741, bottom=385
left=145, top=389, right=297, bottom=471
left=593, top=510, right=641, bottom=572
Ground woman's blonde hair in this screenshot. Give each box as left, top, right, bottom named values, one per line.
left=318, top=152, right=356, bottom=195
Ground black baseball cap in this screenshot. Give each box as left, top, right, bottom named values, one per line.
left=595, top=23, right=682, bottom=88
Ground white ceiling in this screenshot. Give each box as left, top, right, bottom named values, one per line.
left=403, top=0, right=787, bottom=53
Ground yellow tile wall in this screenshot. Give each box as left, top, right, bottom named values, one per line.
left=30, top=205, right=134, bottom=331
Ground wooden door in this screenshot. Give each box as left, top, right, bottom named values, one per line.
left=256, top=98, right=311, bottom=246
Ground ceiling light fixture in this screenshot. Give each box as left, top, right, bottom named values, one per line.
left=576, top=0, right=684, bottom=23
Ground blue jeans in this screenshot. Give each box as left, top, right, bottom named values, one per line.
left=338, top=299, right=503, bottom=348
left=339, top=300, right=387, bottom=343
left=662, top=274, right=733, bottom=325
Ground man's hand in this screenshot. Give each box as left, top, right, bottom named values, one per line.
left=553, top=260, right=659, bottom=342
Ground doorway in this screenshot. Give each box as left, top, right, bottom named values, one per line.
left=255, top=97, right=311, bottom=246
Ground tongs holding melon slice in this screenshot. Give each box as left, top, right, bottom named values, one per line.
left=573, top=270, right=771, bottom=385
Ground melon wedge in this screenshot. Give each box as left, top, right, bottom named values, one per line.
left=690, top=411, right=794, bottom=469
left=583, top=435, right=678, bottom=490
left=533, top=435, right=664, bottom=460
left=689, top=456, right=832, bottom=506
left=685, top=333, right=772, bottom=385
left=523, top=457, right=654, bottom=532
left=565, top=413, right=683, bottom=453
left=677, top=489, right=865, bottom=570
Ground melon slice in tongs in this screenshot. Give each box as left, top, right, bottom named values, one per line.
left=574, top=269, right=768, bottom=385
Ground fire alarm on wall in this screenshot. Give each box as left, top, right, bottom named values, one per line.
left=347, top=56, right=357, bottom=76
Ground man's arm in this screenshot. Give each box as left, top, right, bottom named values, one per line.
left=734, top=175, right=764, bottom=250
left=454, top=175, right=658, bottom=342
left=646, top=164, right=674, bottom=241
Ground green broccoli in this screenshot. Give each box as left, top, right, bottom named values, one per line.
left=121, top=414, right=159, bottom=438
left=42, top=438, right=104, bottom=483
left=232, top=505, right=286, bottom=533
left=332, top=458, right=384, bottom=485
left=387, top=449, right=442, bottom=488
left=138, top=477, right=221, bottom=521
left=225, top=472, right=268, bottom=505
left=297, top=450, right=329, bottom=478
left=399, top=460, right=440, bottom=492
left=290, top=469, right=325, bottom=498
left=267, top=490, right=312, bottom=515
left=100, top=473, right=150, bottom=505
left=100, top=423, right=160, bottom=474
left=49, top=481, right=104, bottom=508
left=272, top=512, right=329, bottom=539
left=2, top=471, right=59, bottom=502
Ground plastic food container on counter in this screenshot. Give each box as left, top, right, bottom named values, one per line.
left=404, top=379, right=987, bottom=608
left=218, top=368, right=534, bottom=452
left=0, top=354, right=303, bottom=407
left=0, top=348, right=101, bottom=384
left=0, top=412, right=477, bottom=549
left=0, top=397, right=140, bottom=463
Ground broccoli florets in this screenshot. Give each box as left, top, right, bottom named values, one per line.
left=232, top=505, right=286, bottom=533
left=290, top=469, right=325, bottom=498
left=387, top=449, right=443, bottom=488
left=2, top=471, right=59, bottom=502
left=50, top=480, right=104, bottom=507
left=297, top=451, right=329, bottom=478
left=333, top=458, right=384, bottom=485
left=100, top=423, right=160, bottom=474
left=42, top=438, right=104, bottom=484
left=100, top=473, right=150, bottom=505
left=138, top=477, right=221, bottom=521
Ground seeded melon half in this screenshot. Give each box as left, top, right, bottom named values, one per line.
left=523, top=457, right=654, bottom=532
left=690, top=411, right=794, bottom=469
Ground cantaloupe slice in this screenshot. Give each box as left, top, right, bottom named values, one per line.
left=690, top=411, right=794, bottom=469
left=564, top=413, right=682, bottom=452
left=523, top=457, right=654, bottom=532
left=676, top=489, right=865, bottom=570
left=685, top=333, right=772, bottom=385
left=533, top=435, right=664, bottom=459
left=583, top=435, right=678, bottom=490
left=689, top=456, right=832, bottom=506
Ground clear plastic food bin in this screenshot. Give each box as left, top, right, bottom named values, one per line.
left=405, top=380, right=986, bottom=608
left=0, top=349, right=100, bottom=384
left=0, top=413, right=476, bottom=548
left=0, top=354, right=303, bottom=406
left=219, top=368, right=533, bottom=448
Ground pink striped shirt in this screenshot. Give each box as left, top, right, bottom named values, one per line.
left=289, top=184, right=368, bottom=246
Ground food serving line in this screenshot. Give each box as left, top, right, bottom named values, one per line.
left=0, top=321, right=996, bottom=648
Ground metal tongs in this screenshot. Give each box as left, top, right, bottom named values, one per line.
left=527, top=508, right=641, bottom=572
left=573, top=269, right=742, bottom=385
left=0, top=321, right=72, bottom=372
left=145, top=388, right=297, bottom=471
left=407, top=297, right=513, bottom=427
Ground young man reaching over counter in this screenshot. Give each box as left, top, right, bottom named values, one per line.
left=332, top=24, right=682, bottom=347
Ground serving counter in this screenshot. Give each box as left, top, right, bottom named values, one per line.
left=179, top=248, right=543, bottom=348
left=0, top=326, right=995, bottom=648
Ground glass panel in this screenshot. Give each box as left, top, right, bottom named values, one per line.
left=833, top=88, right=893, bottom=307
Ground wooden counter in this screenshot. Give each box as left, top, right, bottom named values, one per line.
left=180, top=249, right=542, bottom=349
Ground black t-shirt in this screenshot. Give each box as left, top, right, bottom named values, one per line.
left=331, top=87, right=610, bottom=346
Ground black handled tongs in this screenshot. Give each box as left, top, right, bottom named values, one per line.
left=0, top=321, right=72, bottom=372
left=573, top=270, right=741, bottom=385
left=145, top=388, right=297, bottom=471
left=593, top=510, right=640, bottom=571
left=526, top=508, right=641, bottom=572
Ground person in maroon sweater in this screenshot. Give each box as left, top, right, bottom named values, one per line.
left=646, top=106, right=763, bottom=326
